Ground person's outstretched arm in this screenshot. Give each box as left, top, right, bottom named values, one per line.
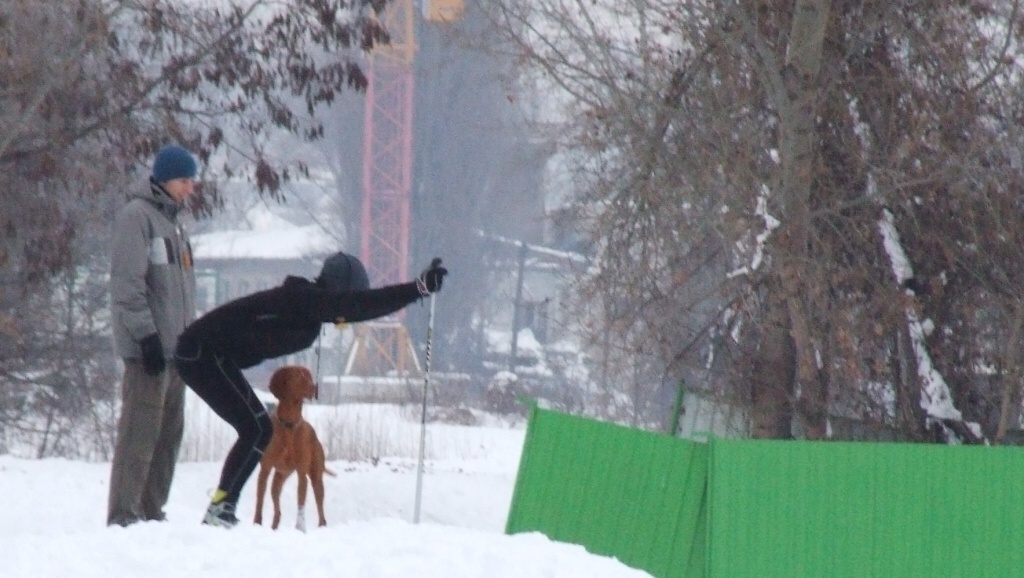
left=312, top=259, right=448, bottom=324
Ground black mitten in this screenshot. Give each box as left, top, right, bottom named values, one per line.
left=416, top=258, right=448, bottom=295
left=139, top=333, right=166, bottom=376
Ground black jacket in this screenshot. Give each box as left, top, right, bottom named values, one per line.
left=179, top=276, right=422, bottom=368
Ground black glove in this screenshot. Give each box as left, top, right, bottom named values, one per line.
left=416, top=258, right=447, bottom=295
left=139, top=333, right=166, bottom=376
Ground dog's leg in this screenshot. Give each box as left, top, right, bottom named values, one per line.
left=312, top=469, right=327, bottom=527
left=270, top=471, right=288, bottom=530
left=254, top=463, right=271, bottom=525
left=311, top=437, right=329, bottom=527
left=296, top=472, right=309, bottom=532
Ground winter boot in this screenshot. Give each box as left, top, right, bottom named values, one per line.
left=202, top=501, right=239, bottom=528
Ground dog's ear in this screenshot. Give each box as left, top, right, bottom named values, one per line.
left=301, top=367, right=316, bottom=399
left=269, top=368, right=289, bottom=400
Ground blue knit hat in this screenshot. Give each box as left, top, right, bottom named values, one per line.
left=152, top=144, right=198, bottom=183
left=317, top=252, right=370, bottom=292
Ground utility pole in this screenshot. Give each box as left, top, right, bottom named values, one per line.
left=508, top=242, right=528, bottom=372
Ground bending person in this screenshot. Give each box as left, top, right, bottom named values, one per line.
left=174, top=252, right=447, bottom=527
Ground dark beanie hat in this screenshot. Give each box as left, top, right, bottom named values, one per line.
left=152, top=144, right=198, bottom=183
left=318, top=252, right=370, bottom=292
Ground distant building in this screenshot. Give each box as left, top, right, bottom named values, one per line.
left=479, top=236, right=584, bottom=374
left=191, top=210, right=336, bottom=313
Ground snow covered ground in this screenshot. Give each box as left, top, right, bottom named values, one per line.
left=0, top=396, right=651, bottom=577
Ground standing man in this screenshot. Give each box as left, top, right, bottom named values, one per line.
left=108, top=144, right=198, bottom=527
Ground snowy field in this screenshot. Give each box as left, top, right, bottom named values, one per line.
left=0, top=392, right=651, bottom=577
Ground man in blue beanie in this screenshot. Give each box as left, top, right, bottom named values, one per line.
left=107, top=144, right=199, bottom=526
left=152, top=144, right=199, bottom=185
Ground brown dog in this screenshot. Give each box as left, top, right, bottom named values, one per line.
left=254, top=365, right=335, bottom=532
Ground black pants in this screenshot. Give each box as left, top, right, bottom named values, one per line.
left=175, top=334, right=273, bottom=505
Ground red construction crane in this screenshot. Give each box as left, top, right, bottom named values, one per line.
left=346, top=0, right=463, bottom=377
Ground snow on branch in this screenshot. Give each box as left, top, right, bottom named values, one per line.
left=728, top=184, right=779, bottom=279
left=879, top=209, right=982, bottom=440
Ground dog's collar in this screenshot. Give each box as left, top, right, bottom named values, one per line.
left=275, top=415, right=302, bottom=430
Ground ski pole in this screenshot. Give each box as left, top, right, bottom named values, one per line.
left=413, top=288, right=437, bottom=524
left=313, top=327, right=323, bottom=400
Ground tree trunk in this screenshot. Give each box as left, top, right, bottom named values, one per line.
left=776, top=0, right=832, bottom=439
left=995, top=300, right=1024, bottom=443
left=892, top=324, right=927, bottom=441
left=751, top=281, right=796, bottom=439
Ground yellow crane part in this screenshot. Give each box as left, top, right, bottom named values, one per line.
left=423, top=0, right=464, bottom=23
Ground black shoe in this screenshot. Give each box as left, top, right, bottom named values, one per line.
left=108, top=513, right=141, bottom=528
left=202, top=501, right=239, bottom=528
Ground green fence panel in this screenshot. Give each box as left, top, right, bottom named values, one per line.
left=708, top=439, right=1024, bottom=578
left=506, top=407, right=709, bottom=578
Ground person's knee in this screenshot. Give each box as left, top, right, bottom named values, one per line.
left=255, top=412, right=273, bottom=450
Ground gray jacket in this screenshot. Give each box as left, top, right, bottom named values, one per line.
left=110, top=180, right=197, bottom=358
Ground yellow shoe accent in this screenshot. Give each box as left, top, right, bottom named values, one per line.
left=211, top=489, right=228, bottom=504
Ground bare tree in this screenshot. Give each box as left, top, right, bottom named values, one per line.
left=0, top=0, right=390, bottom=456
left=486, top=0, right=1024, bottom=442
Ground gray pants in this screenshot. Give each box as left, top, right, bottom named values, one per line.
left=107, top=360, right=185, bottom=525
